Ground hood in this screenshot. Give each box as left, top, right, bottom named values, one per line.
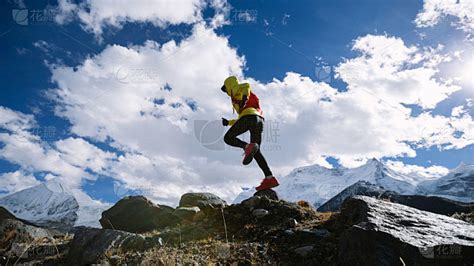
left=224, top=76, right=239, bottom=96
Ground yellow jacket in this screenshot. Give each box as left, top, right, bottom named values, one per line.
left=224, top=76, right=262, bottom=126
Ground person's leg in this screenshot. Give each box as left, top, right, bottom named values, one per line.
left=223, top=116, right=251, bottom=149
left=250, top=116, right=273, bottom=177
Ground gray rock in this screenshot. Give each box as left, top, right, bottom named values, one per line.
left=241, top=196, right=261, bottom=209
left=312, top=228, right=330, bottom=238
left=100, top=195, right=179, bottom=233
left=253, top=189, right=279, bottom=200
left=288, top=218, right=298, bottom=228
left=0, top=219, right=59, bottom=244
left=252, top=209, right=269, bottom=218
left=338, top=196, right=474, bottom=265
left=293, top=245, right=314, bottom=257
left=67, top=227, right=148, bottom=264
left=0, top=219, right=65, bottom=262
left=173, top=206, right=201, bottom=221
left=179, top=193, right=227, bottom=211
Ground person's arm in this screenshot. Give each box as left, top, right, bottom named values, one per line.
left=237, top=83, right=250, bottom=109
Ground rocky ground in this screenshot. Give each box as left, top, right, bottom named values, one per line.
left=1, top=190, right=473, bottom=265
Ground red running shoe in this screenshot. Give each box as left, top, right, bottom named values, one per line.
left=256, top=176, right=280, bottom=191
left=242, top=143, right=259, bottom=165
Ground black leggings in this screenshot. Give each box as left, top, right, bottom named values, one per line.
left=223, top=115, right=273, bottom=177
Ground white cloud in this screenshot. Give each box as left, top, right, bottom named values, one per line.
left=0, top=133, right=92, bottom=188
left=55, top=137, right=116, bottom=173
left=385, top=160, right=449, bottom=181
left=208, top=0, right=231, bottom=28
left=54, top=0, right=229, bottom=38
left=451, top=105, right=466, bottom=117
left=0, top=106, right=36, bottom=133
left=0, top=171, right=40, bottom=196
left=0, top=107, right=112, bottom=188
left=336, top=35, right=460, bottom=109
left=415, top=0, right=474, bottom=33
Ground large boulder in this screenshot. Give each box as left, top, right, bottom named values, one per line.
left=67, top=227, right=149, bottom=264
left=100, top=195, right=178, bottom=233
left=0, top=219, right=66, bottom=262
left=338, top=196, right=474, bottom=265
left=179, top=193, right=226, bottom=213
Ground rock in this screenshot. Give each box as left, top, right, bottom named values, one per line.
left=100, top=195, right=179, bottom=233
left=173, top=206, right=201, bottom=221
left=253, top=189, right=279, bottom=200
left=241, top=196, right=261, bottom=209
left=179, top=193, right=227, bottom=212
left=452, top=211, right=474, bottom=224
left=0, top=219, right=65, bottom=262
left=0, top=219, right=59, bottom=245
left=252, top=209, right=269, bottom=218
left=312, top=228, right=330, bottom=238
left=192, top=210, right=206, bottom=222
left=287, top=218, right=298, bottom=228
left=293, top=245, right=314, bottom=257
left=67, top=227, right=148, bottom=264
left=0, top=207, right=36, bottom=226
left=0, top=207, right=18, bottom=221
left=338, top=196, right=474, bottom=265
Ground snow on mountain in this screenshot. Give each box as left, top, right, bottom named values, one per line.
left=0, top=178, right=109, bottom=230
left=417, top=162, right=474, bottom=202
left=71, top=188, right=110, bottom=228
left=234, top=159, right=474, bottom=207
left=235, top=159, right=417, bottom=207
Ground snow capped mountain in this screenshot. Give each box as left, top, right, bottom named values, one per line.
left=235, top=159, right=416, bottom=207
left=234, top=159, right=474, bottom=207
left=317, top=180, right=390, bottom=212
left=0, top=178, right=78, bottom=230
left=0, top=178, right=109, bottom=230
left=417, top=162, right=474, bottom=202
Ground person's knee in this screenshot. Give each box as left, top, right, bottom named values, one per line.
left=223, top=132, right=233, bottom=145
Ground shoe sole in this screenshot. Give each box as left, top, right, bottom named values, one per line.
left=242, top=143, right=259, bottom=165
left=256, top=182, right=279, bottom=191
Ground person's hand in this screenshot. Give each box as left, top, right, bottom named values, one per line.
left=222, top=118, right=229, bottom=126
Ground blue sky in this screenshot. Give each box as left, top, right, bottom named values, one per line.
left=0, top=0, right=473, bottom=205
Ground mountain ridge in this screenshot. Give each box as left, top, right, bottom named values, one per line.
left=234, top=159, right=474, bottom=207
left=0, top=178, right=108, bottom=230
